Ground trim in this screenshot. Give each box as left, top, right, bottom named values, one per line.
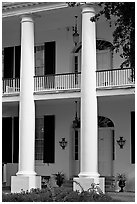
left=2, top=3, right=68, bottom=18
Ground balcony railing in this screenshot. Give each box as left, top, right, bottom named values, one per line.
left=34, top=72, right=81, bottom=92
left=2, top=78, right=20, bottom=94
left=96, top=68, right=135, bottom=88
left=2, top=68, right=134, bottom=95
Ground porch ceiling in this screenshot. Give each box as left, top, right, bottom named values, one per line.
left=35, top=97, right=80, bottom=106
left=98, top=93, right=135, bottom=103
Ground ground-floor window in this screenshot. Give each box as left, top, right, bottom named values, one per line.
left=35, top=115, right=55, bottom=163
left=35, top=118, right=44, bottom=160
left=2, top=117, right=19, bottom=163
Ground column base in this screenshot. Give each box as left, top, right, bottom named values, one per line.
left=11, top=175, right=41, bottom=193
left=73, top=177, right=105, bottom=193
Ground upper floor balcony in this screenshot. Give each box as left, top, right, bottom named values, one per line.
left=2, top=68, right=135, bottom=97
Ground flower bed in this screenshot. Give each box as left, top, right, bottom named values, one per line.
left=2, top=187, right=120, bottom=202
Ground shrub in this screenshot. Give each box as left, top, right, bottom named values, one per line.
left=2, top=187, right=120, bottom=202
left=2, top=189, right=53, bottom=202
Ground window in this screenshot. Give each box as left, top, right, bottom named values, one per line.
left=35, top=41, right=56, bottom=76
left=34, top=45, right=45, bottom=76
left=3, top=46, right=21, bottom=78
left=35, top=115, right=55, bottom=163
left=131, top=111, right=135, bottom=164
left=35, top=118, right=44, bottom=160
left=2, top=117, right=19, bottom=163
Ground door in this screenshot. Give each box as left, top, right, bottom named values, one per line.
left=98, top=128, right=113, bottom=176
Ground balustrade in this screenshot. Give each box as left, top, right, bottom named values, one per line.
left=34, top=72, right=81, bottom=92
left=2, top=68, right=134, bottom=95
left=96, top=68, right=134, bottom=88
left=2, top=78, right=20, bottom=94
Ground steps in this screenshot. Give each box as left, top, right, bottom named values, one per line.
left=105, top=176, right=116, bottom=192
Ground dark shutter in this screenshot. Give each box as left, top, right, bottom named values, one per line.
left=75, top=130, right=78, bottom=160
left=44, top=115, right=55, bottom=163
left=44, top=41, right=55, bottom=75
left=4, top=47, right=14, bottom=78
left=2, top=117, right=12, bottom=163
left=15, top=46, right=21, bottom=78
left=112, top=130, right=115, bottom=161
left=13, top=117, right=19, bottom=163
left=131, top=112, right=135, bottom=164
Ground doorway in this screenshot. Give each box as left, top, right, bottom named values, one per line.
left=98, top=128, right=113, bottom=176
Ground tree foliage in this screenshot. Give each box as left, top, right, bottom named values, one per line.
left=91, top=2, right=135, bottom=69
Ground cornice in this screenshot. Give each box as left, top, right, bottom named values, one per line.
left=2, top=2, right=68, bottom=18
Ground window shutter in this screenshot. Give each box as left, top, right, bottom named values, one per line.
left=13, top=117, right=19, bottom=163
left=44, top=42, right=55, bottom=75
left=131, top=111, right=135, bottom=164
left=4, top=47, right=14, bottom=78
left=43, top=115, right=55, bottom=163
left=2, top=117, right=12, bottom=163
left=15, top=46, right=21, bottom=78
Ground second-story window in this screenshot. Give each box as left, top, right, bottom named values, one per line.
left=3, top=46, right=21, bottom=79
left=35, top=45, right=45, bottom=76
left=35, top=41, right=56, bottom=76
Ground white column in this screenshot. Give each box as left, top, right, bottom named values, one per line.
left=79, top=3, right=99, bottom=178
left=17, top=15, right=36, bottom=176
left=11, top=15, right=41, bottom=193
left=73, top=4, right=105, bottom=193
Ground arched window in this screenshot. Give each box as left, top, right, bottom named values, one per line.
left=72, top=39, right=114, bottom=71
left=98, top=116, right=114, bottom=128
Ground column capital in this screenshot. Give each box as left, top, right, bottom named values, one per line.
left=81, top=3, right=96, bottom=14
left=20, top=14, right=34, bottom=23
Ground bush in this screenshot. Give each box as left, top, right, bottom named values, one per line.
left=2, top=187, right=120, bottom=202
left=2, top=189, right=53, bottom=202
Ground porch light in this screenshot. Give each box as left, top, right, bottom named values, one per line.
left=117, top=137, right=126, bottom=149
left=59, top=138, right=67, bottom=150
left=73, top=16, right=79, bottom=45
left=73, top=101, right=80, bottom=130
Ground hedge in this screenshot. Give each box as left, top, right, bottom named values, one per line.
left=2, top=187, right=121, bottom=202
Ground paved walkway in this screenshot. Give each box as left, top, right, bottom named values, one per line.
left=107, top=192, right=135, bottom=202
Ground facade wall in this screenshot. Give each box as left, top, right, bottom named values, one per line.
left=3, top=95, right=135, bottom=191
left=2, top=100, right=77, bottom=186
left=2, top=7, right=124, bottom=73
left=98, top=95, right=135, bottom=191
left=35, top=100, right=75, bottom=179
